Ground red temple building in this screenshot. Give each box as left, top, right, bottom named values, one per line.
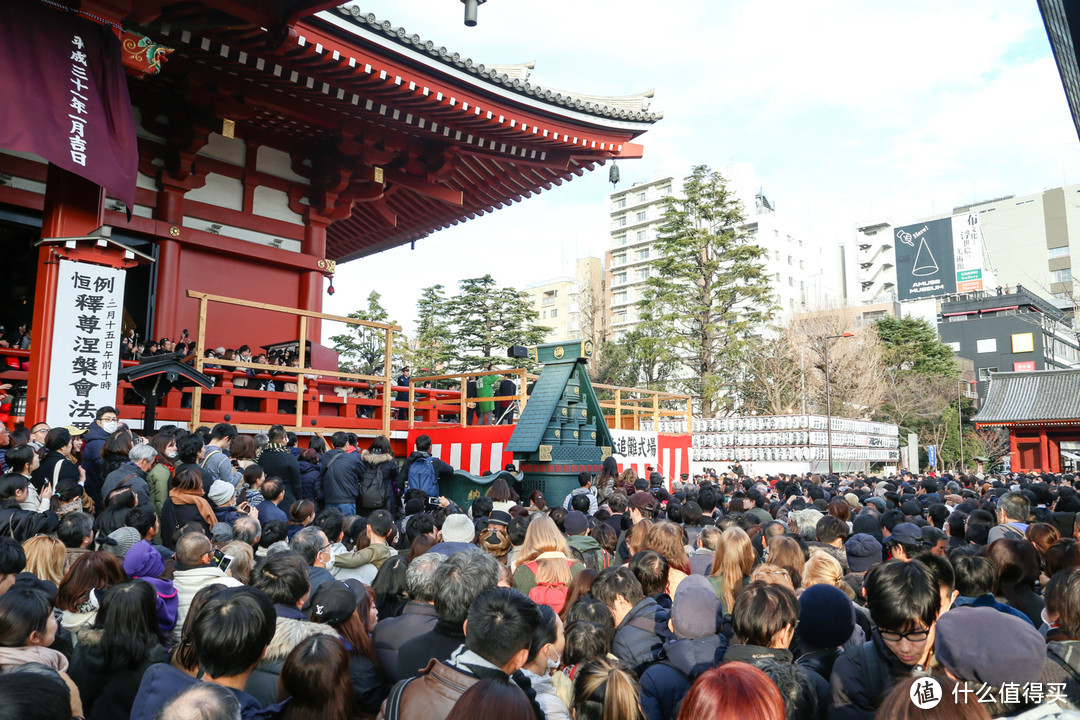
left=0, top=0, right=659, bottom=434
left=974, top=369, right=1080, bottom=473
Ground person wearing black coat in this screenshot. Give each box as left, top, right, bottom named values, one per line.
left=297, top=451, right=321, bottom=504
left=0, top=474, right=58, bottom=542
left=160, top=496, right=211, bottom=548
left=320, top=435, right=365, bottom=514
left=259, top=428, right=301, bottom=508
left=69, top=626, right=170, bottom=720
left=80, top=414, right=114, bottom=506
left=495, top=374, right=517, bottom=424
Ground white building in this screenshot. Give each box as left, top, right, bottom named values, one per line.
left=604, top=163, right=847, bottom=340
left=854, top=219, right=896, bottom=305
left=525, top=257, right=603, bottom=343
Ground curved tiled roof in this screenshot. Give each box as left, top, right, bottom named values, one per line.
left=334, top=5, right=662, bottom=123
left=974, top=369, right=1080, bottom=424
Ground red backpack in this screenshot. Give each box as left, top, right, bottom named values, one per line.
left=525, top=560, right=572, bottom=614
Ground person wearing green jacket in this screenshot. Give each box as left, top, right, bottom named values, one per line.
left=475, top=373, right=499, bottom=425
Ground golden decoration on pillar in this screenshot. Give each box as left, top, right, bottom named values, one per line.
left=169, top=226, right=180, bottom=237
left=316, top=259, right=337, bottom=274
left=221, top=119, right=236, bottom=139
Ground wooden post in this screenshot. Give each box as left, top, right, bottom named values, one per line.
left=615, top=388, right=622, bottom=430
left=517, top=368, right=527, bottom=415
left=460, top=374, right=467, bottom=428
left=295, top=316, right=307, bottom=430
left=686, top=398, right=693, bottom=429
left=191, top=296, right=208, bottom=430
left=382, top=328, right=392, bottom=437
left=652, top=392, right=660, bottom=429
left=408, top=379, right=415, bottom=429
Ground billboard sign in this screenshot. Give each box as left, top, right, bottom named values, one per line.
left=894, top=211, right=983, bottom=301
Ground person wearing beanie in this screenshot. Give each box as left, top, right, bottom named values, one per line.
left=639, top=575, right=727, bottom=720
left=564, top=510, right=609, bottom=572
left=792, top=584, right=856, bottom=685
left=935, top=606, right=1048, bottom=717
left=843, top=533, right=883, bottom=604
left=103, top=527, right=141, bottom=560
left=122, top=539, right=178, bottom=638
left=427, top=513, right=477, bottom=557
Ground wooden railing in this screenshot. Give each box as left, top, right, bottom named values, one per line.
left=407, top=368, right=530, bottom=428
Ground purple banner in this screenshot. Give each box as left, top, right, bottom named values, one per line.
left=0, top=0, right=137, bottom=210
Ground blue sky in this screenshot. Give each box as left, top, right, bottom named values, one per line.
left=323, top=0, right=1080, bottom=338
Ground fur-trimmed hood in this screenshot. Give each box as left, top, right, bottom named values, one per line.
left=361, top=451, right=394, bottom=466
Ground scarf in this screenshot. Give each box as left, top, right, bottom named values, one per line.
left=169, top=488, right=218, bottom=527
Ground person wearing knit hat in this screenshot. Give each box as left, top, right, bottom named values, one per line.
left=123, top=538, right=179, bottom=637
left=935, top=606, right=1047, bottom=708
left=104, top=526, right=141, bottom=559
left=793, top=584, right=856, bottom=684
left=639, top=575, right=726, bottom=720
left=563, top=510, right=589, bottom=537
left=207, top=480, right=237, bottom=507
left=426, top=513, right=477, bottom=558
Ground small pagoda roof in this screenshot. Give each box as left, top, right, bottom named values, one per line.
left=974, top=369, right=1080, bottom=426
left=507, top=362, right=576, bottom=453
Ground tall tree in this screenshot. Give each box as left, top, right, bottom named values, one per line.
left=406, top=284, right=454, bottom=376
left=449, top=275, right=547, bottom=371
left=638, top=165, right=775, bottom=415
left=875, top=316, right=958, bottom=376
left=329, top=291, right=406, bottom=376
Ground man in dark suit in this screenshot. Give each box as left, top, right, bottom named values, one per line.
left=496, top=373, right=518, bottom=424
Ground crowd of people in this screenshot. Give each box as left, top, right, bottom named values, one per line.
left=0, top=409, right=1079, bottom=719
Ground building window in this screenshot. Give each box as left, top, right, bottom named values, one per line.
left=542, top=311, right=547, bottom=319
left=659, top=184, right=671, bottom=195
left=787, top=255, right=793, bottom=265
left=636, top=210, right=647, bottom=222
left=614, top=272, right=627, bottom=285
left=615, top=312, right=627, bottom=324
left=788, top=276, right=794, bottom=286
left=945, top=341, right=961, bottom=352
left=616, top=215, right=626, bottom=227
left=774, top=272, right=780, bottom=281
left=551, top=309, right=558, bottom=318
left=636, top=230, right=646, bottom=242
left=614, top=197, right=626, bottom=209
left=774, top=250, right=780, bottom=260
left=799, top=260, right=805, bottom=270
left=1049, top=246, right=1070, bottom=259
left=976, top=338, right=997, bottom=353
left=1052, top=269, right=1073, bottom=283
left=615, top=234, right=627, bottom=247
left=638, top=248, right=650, bottom=261
left=978, top=367, right=997, bottom=381
left=1011, top=333, right=1035, bottom=353
left=636, top=191, right=646, bottom=203
left=614, top=292, right=628, bottom=304
left=613, top=254, right=625, bottom=265
left=636, top=268, right=650, bottom=281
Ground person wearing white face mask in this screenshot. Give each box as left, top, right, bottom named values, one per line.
left=80, top=405, right=119, bottom=507
left=519, top=604, right=571, bottom=720
left=147, top=433, right=179, bottom=516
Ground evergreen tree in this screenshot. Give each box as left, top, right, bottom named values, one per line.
left=875, top=316, right=958, bottom=376
left=638, top=165, right=775, bottom=415
left=407, top=284, right=454, bottom=376
left=329, top=291, right=406, bottom=376
left=448, top=275, right=547, bottom=371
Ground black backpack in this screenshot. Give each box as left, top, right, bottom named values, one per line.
left=359, top=462, right=387, bottom=510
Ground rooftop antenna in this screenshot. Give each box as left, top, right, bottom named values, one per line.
left=461, top=0, right=486, bottom=26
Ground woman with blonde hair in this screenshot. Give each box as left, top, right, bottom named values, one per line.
left=801, top=552, right=856, bottom=600
left=765, top=535, right=805, bottom=590
left=645, top=521, right=691, bottom=595
left=573, top=655, right=645, bottom=720
left=708, top=527, right=754, bottom=614
left=514, top=514, right=584, bottom=596
left=23, top=535, right=66, bottom=585
left=750, top=563, right=795, bottom=591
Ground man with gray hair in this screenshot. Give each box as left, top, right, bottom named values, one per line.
left=101, top=442, right=157, bottom=509
left=154, top=682, right=241, bottom=720
left=290, top=525, right=334, bottom=605
left=232, top=515, right=261, bottom=549
left=396, top=549, right=500, bottom=679
left=988, top=491, right=1030, bottom=543
left=373, top=552, right=447, bottom=682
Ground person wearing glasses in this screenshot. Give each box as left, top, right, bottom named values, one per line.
left=27, top=422, right=48, bottom=451
left=829, top=560, right=942, bottom=720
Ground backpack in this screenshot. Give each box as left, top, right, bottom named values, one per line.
left=360, top=463, right=387, bottom=510
left=525, top=560, right=570, bottom=614
left=407, top=455, right=437, bottom=496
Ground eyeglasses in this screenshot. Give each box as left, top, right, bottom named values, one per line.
left=879, top=628, right=930, bottom=643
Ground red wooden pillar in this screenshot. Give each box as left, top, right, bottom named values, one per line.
left=1009, top=431, right=1018, bottom=472
left=152, top=185, right=185, bottom=341
left=300, top=214, right=328, bottom=343
left=1048, top=434, right=1061, bottom=473
left=1039, top=429, right=1050, bottom=473
left=26, top=165, right=105, bottom=425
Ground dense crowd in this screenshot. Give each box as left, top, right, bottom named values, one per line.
left=0, top=408, right=1079, bottom=720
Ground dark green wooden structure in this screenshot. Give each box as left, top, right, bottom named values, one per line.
left=506, top=339, right=614, bottom=506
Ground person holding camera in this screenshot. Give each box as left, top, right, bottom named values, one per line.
left=168, top=531, right=242, bottom=646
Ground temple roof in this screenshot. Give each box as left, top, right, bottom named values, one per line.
left=330, top=6, right=663, bottom=123
left=974, top=369, right=1080, bottom=425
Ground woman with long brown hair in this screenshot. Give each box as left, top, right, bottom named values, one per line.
left=276, top=634, right=356, bottom=720
left=56, top=551, right=126, bottom=644
left=765, top=535, right=806, bottom=591
left=645, top=521, right=692, bottom=595
left=308, top=579, right=386, bottom=718
left=708, top=527, right=755, bottom=614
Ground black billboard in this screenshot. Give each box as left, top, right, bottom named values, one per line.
left=894, top=218, right=956, bottom=301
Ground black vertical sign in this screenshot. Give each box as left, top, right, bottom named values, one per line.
left=894, top=218, right=956, bottom=301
